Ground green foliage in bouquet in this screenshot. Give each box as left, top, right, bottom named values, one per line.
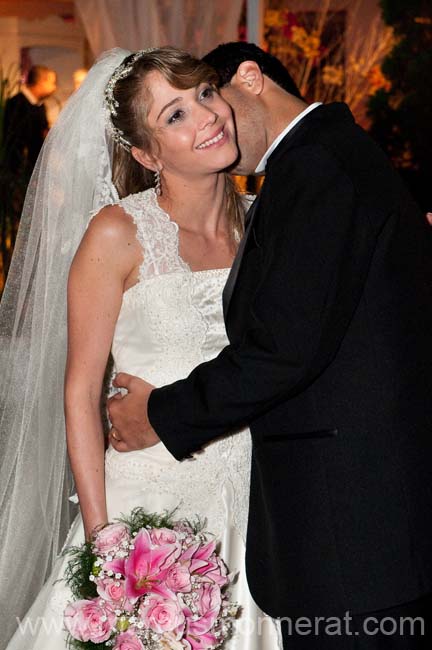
left=367, top=0, right=432, bottom=210
left=115, top=506, right=204, bottom=537
left=64, top=541, right=99, bottom=601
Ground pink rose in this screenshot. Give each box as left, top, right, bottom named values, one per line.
left=166, top=563, right=192, bottom=593
left=139, top=594, right=185, bottom=634
left=97, top=577, right=126, bottom=603
left=64, top=598, right=116, bottom=643
left=150, top=527, right=178, bottom=545
left=94, top=523, right=130, bottom=555
left=114, top=631, right=144, bottom=650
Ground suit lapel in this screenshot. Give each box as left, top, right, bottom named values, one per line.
left=223, top=195, right=260, bottom=319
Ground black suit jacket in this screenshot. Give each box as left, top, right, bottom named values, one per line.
left=3, top=92, right=48, bottom=173
left=148, top=103, right=432, bottom=618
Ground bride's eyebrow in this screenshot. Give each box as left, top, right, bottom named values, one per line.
left=157, top=97, right=182, bottom=121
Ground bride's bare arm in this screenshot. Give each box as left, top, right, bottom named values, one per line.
left=65, top=205, right=141, bottom=540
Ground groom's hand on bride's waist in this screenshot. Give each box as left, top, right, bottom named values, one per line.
left=107, top=373, right=160, bottom=452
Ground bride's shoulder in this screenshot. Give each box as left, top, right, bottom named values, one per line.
left=71, top=198, right=143, bottom=278
left=86, top=200, right=138, bottom=245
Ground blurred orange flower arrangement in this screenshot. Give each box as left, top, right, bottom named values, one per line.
left=263, top=1, right=395, bottom=126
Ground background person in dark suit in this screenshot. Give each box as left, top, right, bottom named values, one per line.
left=108, top=43, right=432, bottom=649
left=3, top=65, right=57, bottom=175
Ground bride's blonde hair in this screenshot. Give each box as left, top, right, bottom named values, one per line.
left=111, top=47, right=244, bottom=238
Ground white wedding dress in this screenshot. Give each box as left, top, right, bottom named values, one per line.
left=7, top=188, right=282, bottom=650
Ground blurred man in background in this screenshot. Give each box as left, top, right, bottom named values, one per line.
left=3, top=65, right=57, bottom=175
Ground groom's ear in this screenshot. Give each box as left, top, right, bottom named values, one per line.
left=131, top=146, right=161, bottom=174
left=231, top=61, right=264, bottom=96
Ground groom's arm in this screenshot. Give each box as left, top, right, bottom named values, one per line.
left=148, top=145, right=389, bottom=459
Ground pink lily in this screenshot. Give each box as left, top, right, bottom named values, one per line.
left=184, top=612, right=219, bottom=649
left=123, top=528, right=180, bottom=600
left=103, top=557, right=125, bottom=576
left=181, top=583, right=221, bottom=649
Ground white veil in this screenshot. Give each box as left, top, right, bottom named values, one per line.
left=0, top=48, right=131, bottom=647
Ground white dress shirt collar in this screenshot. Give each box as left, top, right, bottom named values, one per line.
left=255, top=102, right=322, bottom=174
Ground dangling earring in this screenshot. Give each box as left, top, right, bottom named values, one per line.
left=154, top=169, right=161, bottom=196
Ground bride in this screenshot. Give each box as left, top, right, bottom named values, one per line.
left=0, top=48, right=281, bottom=649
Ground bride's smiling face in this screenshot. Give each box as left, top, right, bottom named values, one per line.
left=136, top=71, right=238, bottom=178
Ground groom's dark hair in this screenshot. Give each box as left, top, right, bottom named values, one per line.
left=202, top=41, right=302, bottom=99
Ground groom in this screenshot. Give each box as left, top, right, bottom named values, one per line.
left=108, top=43, right=432, bottom=648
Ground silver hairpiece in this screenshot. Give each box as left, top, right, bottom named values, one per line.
left=104, top=48, right=157, bottom=151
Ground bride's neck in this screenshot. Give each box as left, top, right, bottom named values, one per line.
left=158, top=172, right=228, bottom=236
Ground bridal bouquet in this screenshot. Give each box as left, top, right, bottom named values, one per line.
left=63, top=508, right=239, bottom=649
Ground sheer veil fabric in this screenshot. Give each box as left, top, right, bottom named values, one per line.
left=0, top=48, right=130, bottom=648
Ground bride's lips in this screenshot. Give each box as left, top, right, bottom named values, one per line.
left=196, top=127, right=229, bottom=150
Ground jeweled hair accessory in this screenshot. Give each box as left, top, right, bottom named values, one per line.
left=104, top=48, right=157, bottom=151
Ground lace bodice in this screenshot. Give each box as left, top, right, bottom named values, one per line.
left=105, top=188, right=252, bottom=541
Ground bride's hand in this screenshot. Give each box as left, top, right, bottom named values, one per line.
left=107, top=373, right=160, bottom=451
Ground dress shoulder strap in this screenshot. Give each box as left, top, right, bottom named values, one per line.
left=119, top=188, right=189, bottom=280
